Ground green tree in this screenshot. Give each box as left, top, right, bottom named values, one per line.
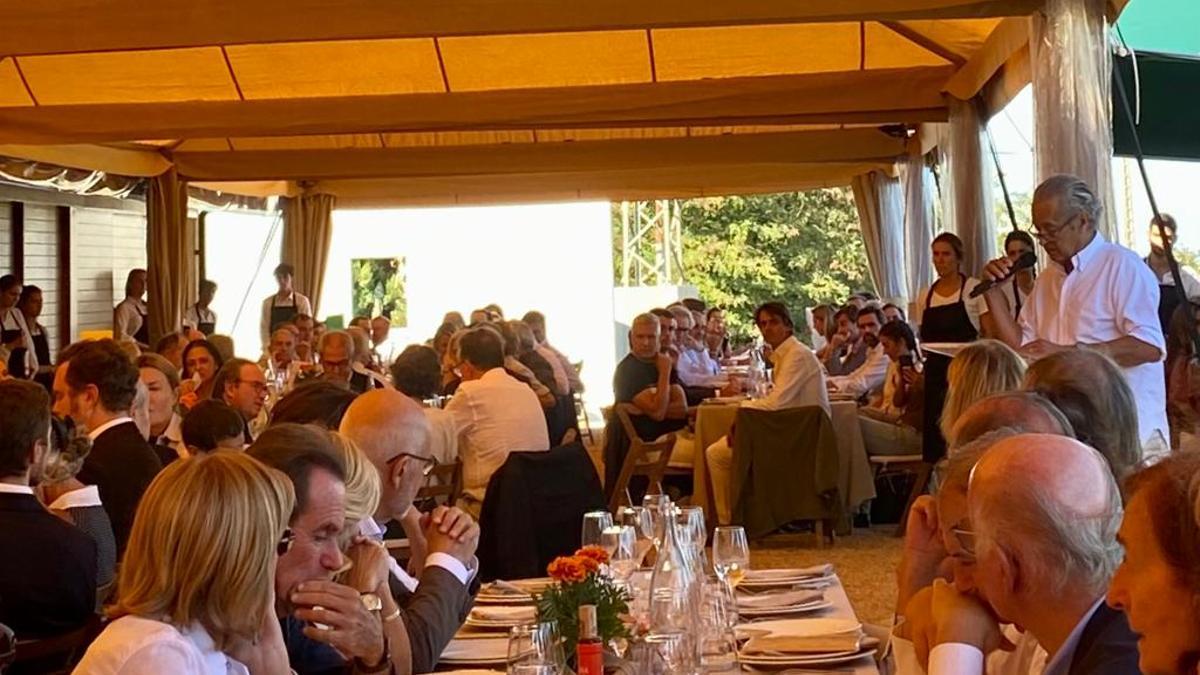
left=351, top=258, right=407, bottom=326
left=615, top=190, right=874, bottom=343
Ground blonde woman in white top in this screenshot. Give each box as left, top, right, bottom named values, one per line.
left=72, top=453, right=294, bottom=675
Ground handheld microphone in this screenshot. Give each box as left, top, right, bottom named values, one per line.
left=969, top=251, right=1037, bottom=299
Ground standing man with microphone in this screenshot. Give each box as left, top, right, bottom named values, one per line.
left=980, top=174, right=1168, bottom=459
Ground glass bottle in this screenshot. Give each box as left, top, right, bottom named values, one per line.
left=647, top=500, right=701, bottom=673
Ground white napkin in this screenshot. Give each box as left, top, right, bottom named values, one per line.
left=441, top=637, right=508, bottom=661
left=737, top=588, right=824, bottom=610
left=744, top=565, right=832, bottom=582
left=741, top=632, right=862, bottom=655
left=470, top=605, right=539, bottom=622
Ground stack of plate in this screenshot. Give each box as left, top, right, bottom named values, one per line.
left=440, top=637, right=510, bottom=667
left=465, top=605, right=539, bottom=630
left=735, top=587, right=830, bottom=617
left=739, top=565, right=836, bottom=591
left=475, top=577, right=552, bottom=605
left=735, top=618, right=876, bottom=668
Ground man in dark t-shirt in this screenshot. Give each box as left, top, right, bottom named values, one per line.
left=605, top=313, right=689, bottom=492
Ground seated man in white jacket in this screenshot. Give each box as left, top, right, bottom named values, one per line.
left=704, top=302, right=829, bottom=525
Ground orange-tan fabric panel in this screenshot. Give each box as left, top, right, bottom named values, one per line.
left=171, top=128, right=908, bottom=182
left=307, top=162, right=888, bottom=208
left=18, top=47, right=240, bottom=105
left=0, top=1, right=1042, bottom=57
left=0, top=143, right=171, bottom=177
left=942, top=16, right=1029, bottom=100
left=226, top=39, right=447, bottom=99
left=439, top=31, right=653, bottom=91
left=0, top=59, right=33, bottom=107
left=190, top=180, right=297, bottom=197
left=890, top=18, right=1001, bottom=60
left=0, top=67, right=950, bottom=145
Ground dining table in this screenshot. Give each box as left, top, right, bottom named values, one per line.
left=691, top=399, right=877, bottom=531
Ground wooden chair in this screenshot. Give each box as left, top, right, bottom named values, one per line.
left=572, top=361, right=595, bottom=445
left=12, top=614, right=103, bottom=674
left=415, top=460, right=463, bottom=508
left=867, top=454, right=930, bottom=536
left=608, top=404, right=678, bottom=513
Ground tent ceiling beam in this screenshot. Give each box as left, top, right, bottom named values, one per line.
left=171, top=128, right=909, bottom=182
left=0, top=66, right=952, bottom=145
left=0, top=0, right=1043, bottom=57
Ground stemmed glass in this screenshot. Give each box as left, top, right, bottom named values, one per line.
left=642, top=494, right=671, bottom=548
left=602, top=525, right=638, bottom=584
left=507, top=623, right=564, bottom=675
left=581, top=511, right=613, bottom=549
left=619, top=506, right=654, bottom=566
left=675, top=506, right=708, bottom=568
left=712, top=526, right=750, bottom=589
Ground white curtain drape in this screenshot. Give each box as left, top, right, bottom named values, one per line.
left=1031, top=0, right=1117, bottom=243
left=944, top=98, right=997, bottom=277
left=852, top=170, right=908, bottom=306
left=902, top=154, right=935, bottom=301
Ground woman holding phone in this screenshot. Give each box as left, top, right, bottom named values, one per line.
left=859, top=320, right=924, bottom=457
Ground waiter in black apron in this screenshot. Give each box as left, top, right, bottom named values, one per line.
left=0, top=275, right=33, bottom=379
left=917, top=233, right=983, bottom=463
left=16, top=285, right=53, bottom=390
left=261, top=263, right=312, bottom=352
left=1145, top=215, right=1199, bottom=337
left=114, top=269, right=151, bottom=348
left=183, top=280, right=219, bottom=336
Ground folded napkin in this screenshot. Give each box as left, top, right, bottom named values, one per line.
left=441, top=637, right=508, bottom=660
left=744, top=565, right=832, bottom=582
left=737, top=588, right=824, bottom=610
left=741, top=632, right=862, bottom=655
left=481, top=579, right=530, bottom=596
left=470, top=606, right=539, bottom=622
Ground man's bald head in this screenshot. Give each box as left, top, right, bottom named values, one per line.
left=970, top=434, right=1123, bottom=601
left=339, top=389, right=433, bottom=518
left=950, top=392, right=1074, bottom=449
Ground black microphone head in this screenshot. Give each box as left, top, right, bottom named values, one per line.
left=1015, top=250, right=1037, bottom=270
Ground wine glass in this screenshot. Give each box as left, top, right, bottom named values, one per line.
left=619, top=506, right=654, bottom=566
left=675, top=506, right=707, bottom=567
left=642, top=494, right=671, bottom=547
left=602, top=525, right=637, bottom=583
left=581, top=511, right=613, bottom=549
left=712, top=526, right=750, bottom=589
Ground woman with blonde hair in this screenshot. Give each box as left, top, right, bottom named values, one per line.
left=939, top=339, right=1026, bottom=445
left=73, top=453, right=294, bottom=674
left=328, top=432, right=381, bottom=542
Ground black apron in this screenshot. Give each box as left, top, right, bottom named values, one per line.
left=269, top=295, right=300, bottom=333
left=30, top=327, right=52, bottom=391
left=1010, top=278, right=1024, bottom=321
left=2, top=311, right=27, bottom=379
left=193, top=304, right=216, bottom=336
left=133, top=303, right=150, bottom=345
left=919, top=274, right=979, bottom=463
left=1158, top=283, right=1183, bottom=338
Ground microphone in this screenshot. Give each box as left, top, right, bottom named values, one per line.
left=969, top=251, right=1037, bottom=299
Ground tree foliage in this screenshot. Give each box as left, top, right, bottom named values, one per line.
left=615, top=190, right=874, bottom=342
left=351, top=257, right=407, bottom=326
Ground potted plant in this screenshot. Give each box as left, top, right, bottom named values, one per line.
left=535, top=546, right=633, bottom=655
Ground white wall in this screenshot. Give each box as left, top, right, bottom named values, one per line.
left=203, top=210, right=282, bottom=358
left=324, top=202, right=617, bottom=407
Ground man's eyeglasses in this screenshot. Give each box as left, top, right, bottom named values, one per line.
left=1033, top=212, right=1081, bottom=241
left=385, top=451, right=438, bottom=476
left=277, top=528, right=295, bottom=556
left=950, top=526, right=976, bottom=558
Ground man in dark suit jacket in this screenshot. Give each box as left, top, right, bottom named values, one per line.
left=914, top=435, right=1141, bottom=674
left=0, top=380, right=97, bottom=638
left=55, top=339, right=161, bottom=553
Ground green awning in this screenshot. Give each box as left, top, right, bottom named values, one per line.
left=1117, top=0, right=1200, bottom=56
left=1112, top=49, right=1200, bottom=162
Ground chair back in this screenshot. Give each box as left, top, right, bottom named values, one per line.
left=415, top=460, right=462, bottom=508
left=11, top=615, right=103, bottom=674
left=608, top=404, right=676, bottom=513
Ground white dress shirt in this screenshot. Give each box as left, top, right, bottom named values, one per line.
left=445, top=368, right=550, bottom=501
left=744, top=335, right=830, bottom=416
left=924, top=601, right=1102, bottom=675
left=1148, top=259, right=1200, bottom=300
left=48, top=484, right=104, bottom=511
left=72, top=616, right=249, bottom=675
left=676, top=347, right=725, bottom=388
left=260, top=291, right=312, bottom=347
left=894, top=625, right=1045, bottom=675
left=0, top=483, right=34, bottom=496
left=356, top=517, right=473, bottom=593
left=423, top=406, right=460, bottom=466
left=181, top=304, right=217, bottom=332
left=0, top=307, right=38, bottom=372
left=828, top=343, right=889, bottom=399
left=87, top=416, right=136, bottom=442
left=1020, top=233, right=1168, bottom=447
left=113, top=298, right=148, bottom=342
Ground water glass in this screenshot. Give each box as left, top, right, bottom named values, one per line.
left=602, top=525, right=638, bottom=582
left=638, top=632, right=691, bottom=675
left=507, top=623, right=562, bottom=675
left=619, top=506, right=655, bottom=565
left=711, top=526, right=749, bottom=589
left=643, top=494, right=671, bottom=547
left=676, top=506, right=708, bottom=567
left=699, top=581, right=740, bottom=673
left=581, top=510, right=613, bottom=549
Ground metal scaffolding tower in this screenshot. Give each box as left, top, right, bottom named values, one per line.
left=619, top=200, right=685, bottom=286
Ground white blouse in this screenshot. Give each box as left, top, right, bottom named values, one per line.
left=72, top=616, right=249, bottom=675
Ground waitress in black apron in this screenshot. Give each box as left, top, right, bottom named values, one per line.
left=917, top=233, right=984, bottom=463
left=183, top=279, right=219, bottom=336
left=17, top=285, right=53, bottom=390
left=1145, top=215, right=1195, bottom=337
left=0, top=275, right=34, bottom=379
left=115, top=269, right=151, bottom=347
left=263, top=263, right=311, bottom=350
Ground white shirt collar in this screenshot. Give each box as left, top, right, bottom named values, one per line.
left=48, top=485, right=102, bottom=510
left=0, top=483, right=34, bottom=496
left=87, top=416, right=136, bottom=441
left=1067, top=232, right=1104, bottom=274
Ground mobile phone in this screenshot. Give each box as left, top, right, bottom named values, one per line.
left=899, top=354, right=914, bottom=368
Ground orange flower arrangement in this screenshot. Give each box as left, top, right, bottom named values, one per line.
left=538, top=546, right=631, bottom=653
left=576, top=545, right=610, bottom=566
left=547, top=556, right=588, bottom=584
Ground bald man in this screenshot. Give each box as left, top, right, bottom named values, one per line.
left=948, top=391, right=1075, bottom=449
left=920, top=434, right=1139, bottom=675
left=339, top=389, right=481, bottom=675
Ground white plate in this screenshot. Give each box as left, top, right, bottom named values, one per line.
left=440, top=637, right=509, bottom=665
left=738, top=648, right=874, bottom=667
left=734, top=617, right=862, bottom=639
left=474, top=594, right=534, bottom=605
left=736, top=600, right=833, bottom=617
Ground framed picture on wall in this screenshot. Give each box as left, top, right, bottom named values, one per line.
left=350, top=257, right=407, bottom=326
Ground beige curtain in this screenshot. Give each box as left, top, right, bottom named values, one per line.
left=852, top=170, right=908, bottom=306
left=281, top=193, right=336, bottom=316
left=944, top=97, right=997, bottom=276
left=147, top=168, right=195, bottom=344
left=1031, top=0, right=1116, bottom=242
left=902, top=154, right=935, bottom=300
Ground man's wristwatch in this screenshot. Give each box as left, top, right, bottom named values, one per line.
left=354, top=593, right=391, bottom=673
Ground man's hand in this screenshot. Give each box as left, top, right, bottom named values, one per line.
left=828, top=332, right=847, bottom=354
left=1019, top=340, right=1069, bottom=362
left=981, top=256, right=1016, bottom=287
left=344, top=538, right=391, bottom=595
left=930, top=579, right=1011, bottom=654
left=292, top=580, right=385, bottom=664
left=655, top=352, right=673, bottom=376
left=898, top=585, right=936, bottom=670
left=423, top=506, right=480, bottom=565
left=897, top=496, right=946, bottom=610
